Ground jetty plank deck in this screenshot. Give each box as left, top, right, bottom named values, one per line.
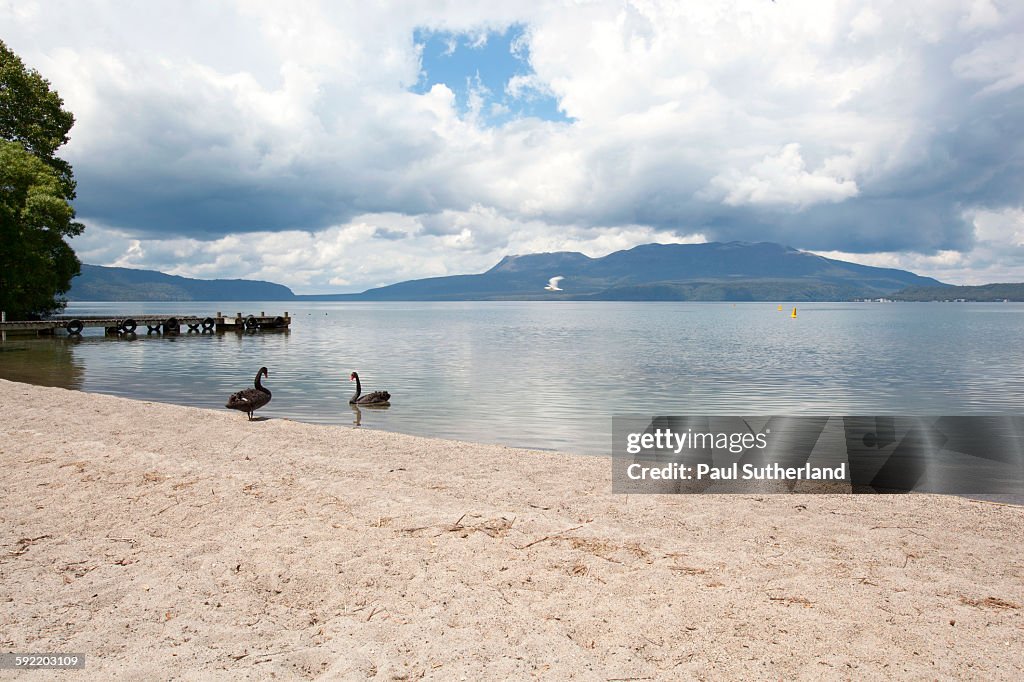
left=0, top=312, right=290, bottom=336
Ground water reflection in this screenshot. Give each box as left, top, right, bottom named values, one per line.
left=0, top=337, right=85, bottom=390
left=2, top=301, right=1024, bottom=454
left=350, top=403, right=391, bottom=427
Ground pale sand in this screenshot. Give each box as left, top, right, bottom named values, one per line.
left=0, top=378, right=1022, bottom=680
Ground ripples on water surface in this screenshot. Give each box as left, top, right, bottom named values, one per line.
left=2, top=301, right=1024, bottom=454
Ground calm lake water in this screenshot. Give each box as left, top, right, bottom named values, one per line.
left=2, top=301, right=1024, bottom=454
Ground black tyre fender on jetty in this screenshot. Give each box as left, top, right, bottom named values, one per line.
left=65, top=319, right=84, bottom=335
left=202, top=317, right=215, bottom=331
left=274, top=316, right=285, bottom=328
left=164, top=317, right=179, bottom=333
left=120, top=318, right=137, bottom=333
left=244, top=315, right=259, bottom=330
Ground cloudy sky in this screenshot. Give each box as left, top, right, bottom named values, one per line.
left=4, top=0, right=1023, bottom=292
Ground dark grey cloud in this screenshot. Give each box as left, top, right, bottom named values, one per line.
left=373, top=227, right=408, bottom=240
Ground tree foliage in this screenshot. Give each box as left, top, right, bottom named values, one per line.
left=0, top=142, right=83, bottom=318
left=0, top=39, right=81, bottom=319
left=0, top=40, right=75, bottom=194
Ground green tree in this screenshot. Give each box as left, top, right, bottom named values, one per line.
left=0, top=40, right=81, bottom=319
left=0, top=141, right=83, bottom=318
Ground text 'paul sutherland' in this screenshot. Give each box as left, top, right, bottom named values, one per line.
left=625, top=462, right=848, bottom=481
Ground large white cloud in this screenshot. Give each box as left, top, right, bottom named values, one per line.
left=3, top=0, right=1023, bottom=291
left=704, top=144, right=859, bottom=207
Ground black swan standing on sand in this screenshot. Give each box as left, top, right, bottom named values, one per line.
left=349, top=371, right=390, bottom=405
left=226, top=367, right=272, bottom=420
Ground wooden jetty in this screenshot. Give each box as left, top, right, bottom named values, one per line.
left=0, top=311, right=291, bottom=337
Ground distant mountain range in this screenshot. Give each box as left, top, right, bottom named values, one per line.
left=891, top=283, right=1024, bottom=302
left=67, top=264, right=295, bottom=301
left=69, top=242, right=953, bottom=302
left=322, top=241, right=946, bottom=301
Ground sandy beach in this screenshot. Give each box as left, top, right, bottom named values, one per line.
left=0, top=378, right=1021, bottom=679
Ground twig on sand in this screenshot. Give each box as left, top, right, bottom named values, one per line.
left=7, top=535, right=51, bottom=556
left=769, top=595, right=814, bottom=607
left=960, top=596, right=1021, bottom=609
left=967, top=498, right=1023, bottom=509
left=870, top=525, right=928, bottom=539
left=515, top=523, right=588, bottom=550
left=403, top=515, right=515, bottom=539
left=668, top=566, right=706, bottom=575
left=492, top=587, right=512, bottom=605
left=902, top=551, right=920, bottom=568
left=250, top=649, right=291, bottom=661
left=399, top=526, right=434, bottom=535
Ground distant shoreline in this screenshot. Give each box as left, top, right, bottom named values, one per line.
left=67, top=242, right=952, bottom=302
left=61, top=297, right=1024, bottom=303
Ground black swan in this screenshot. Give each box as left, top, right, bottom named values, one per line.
left=349, top=371, right=390, bottom=405
left=226, top=367, right=272, bottom=420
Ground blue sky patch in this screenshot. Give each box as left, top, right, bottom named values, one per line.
left=412, top=24, right=570, bottom=125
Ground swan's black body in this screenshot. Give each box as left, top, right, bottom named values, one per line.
left=349, top=372, right=390, bottom=405
left=226, top=367, right=272, bottom=420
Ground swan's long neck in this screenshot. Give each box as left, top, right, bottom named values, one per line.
left=255, top=370, right=269, bottom=394
left=352, top=374, right=361, bottom=401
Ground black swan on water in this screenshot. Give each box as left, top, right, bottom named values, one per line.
left=349, top=371, right=390, bottom=405
left=226, top=367, right=272, bottom=420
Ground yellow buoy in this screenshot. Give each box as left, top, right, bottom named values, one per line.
left=791, top=307, right=797, bottom=318
left=777, top=304, right=783, bottom=311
